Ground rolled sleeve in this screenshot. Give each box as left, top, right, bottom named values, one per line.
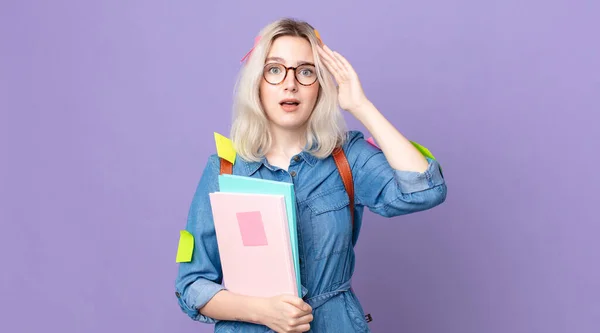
left=346, top=131, right=447, bottom=217
left=176, top=278, right=226, bottom=323
left=174, top=154, right=227, bottom=324
left=393, top=157, right=444, bottom=194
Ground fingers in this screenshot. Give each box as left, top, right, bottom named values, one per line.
left=292, top=323, right=311, bottom=332
left=271, top=294, right=314, bottom=333
left=285, top=313, right=313, bottom=332
left=318, top=56, right=342, bottom=83
left=297, top=312, right=314, bottom=324
left=332, top=50, right=353, bottom=73
left=281, top=295, right=311, bottom=313
left=324, top=45, right=347, bottom=73
left=317, top=45, right=343, bottom=76
left=317, top=44, right=353, bottom=84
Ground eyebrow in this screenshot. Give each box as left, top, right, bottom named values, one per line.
left=265, top=57, right=314, bottom=66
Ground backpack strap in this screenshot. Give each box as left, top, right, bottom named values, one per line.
left=220, top=158, right=233, bottom=175
left=332, top=147, right=354, bottom=228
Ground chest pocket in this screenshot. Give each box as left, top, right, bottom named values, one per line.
left=305, top=186, right=353, bottom=261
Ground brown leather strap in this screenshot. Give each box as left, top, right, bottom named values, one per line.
left=219, top=158, right=233, bottom=175
left=332, top=147, right=354, bottom=228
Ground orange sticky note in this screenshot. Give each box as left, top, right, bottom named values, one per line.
left=214, top=132, right=236, bottom=164
left=314, top=29, right=322, bottom=44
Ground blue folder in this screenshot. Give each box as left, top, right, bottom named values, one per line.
left=218, top=174, right=301, bottom=296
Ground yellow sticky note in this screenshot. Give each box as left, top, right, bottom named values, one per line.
left=214, top=132, right=236, bottom=164
left=176, top=230, right=194, bottom=263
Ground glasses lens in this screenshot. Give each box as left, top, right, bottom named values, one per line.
left=295, top=65, right=317, bottom=85
left=264, top=63, right=286, bottom=84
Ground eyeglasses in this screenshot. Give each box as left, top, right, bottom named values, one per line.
left=263, top=63, right=318, bottom=86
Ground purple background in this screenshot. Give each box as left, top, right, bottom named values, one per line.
left=1, top=0, right=599, bottom=332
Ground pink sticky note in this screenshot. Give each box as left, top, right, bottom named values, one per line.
left=236, top=211, right=268, bottom=246
left=366, top=137, right=380, bottom=149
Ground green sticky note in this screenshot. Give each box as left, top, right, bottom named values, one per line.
left=176, top=230, right=194, bottom=263
left=410, top=141, right=435, bottom=160
left=410, top=140, right=442, bottom=171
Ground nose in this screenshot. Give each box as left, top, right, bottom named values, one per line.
left=283, top=68, right=298, bottom=92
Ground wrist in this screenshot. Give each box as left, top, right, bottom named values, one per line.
left=349, top=99, right=373, bottom=115
left=244, top=296, right=267, bottom=325
left=350, top=99, right=376, bottom=121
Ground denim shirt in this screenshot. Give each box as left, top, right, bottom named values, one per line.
left=175, top=130, right=447, bottom=332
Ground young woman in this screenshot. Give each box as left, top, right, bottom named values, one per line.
left=175, top=18, right=447, bottom=333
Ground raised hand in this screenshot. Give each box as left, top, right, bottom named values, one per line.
left=317, top=44, right=370, bottom=113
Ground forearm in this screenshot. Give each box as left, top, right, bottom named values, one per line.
left=198, top=290, right=265, bottom=324
left=351, top=101, right=429, bottom=173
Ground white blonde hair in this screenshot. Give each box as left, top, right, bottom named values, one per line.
left=230, top=18, right=348, bottom=162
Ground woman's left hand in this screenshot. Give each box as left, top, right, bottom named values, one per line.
left=317, top=44, right=370, bottom=114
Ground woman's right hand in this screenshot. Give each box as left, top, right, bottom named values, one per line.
left=257, top=294, right=314, bottom=333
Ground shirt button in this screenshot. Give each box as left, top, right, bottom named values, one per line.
left=175, top=291, right=181, bottom=298
left=290, top=171, right=297, bottom=177
left=293, top=156, right=300, bottom=162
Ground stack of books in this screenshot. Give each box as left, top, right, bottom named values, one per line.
left=208, top=174, right=301, bottom=297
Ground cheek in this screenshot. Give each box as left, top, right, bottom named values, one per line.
left=305, top=85, right=320, bottom=105
left=259, top=82, right=278, bottom=105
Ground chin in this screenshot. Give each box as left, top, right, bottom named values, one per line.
left=267, top=107, right=311, bottom=130
left=272, top=120, right=309, bottom=131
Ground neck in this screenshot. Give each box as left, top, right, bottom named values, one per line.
left=267, top=125, right=306, bottom=159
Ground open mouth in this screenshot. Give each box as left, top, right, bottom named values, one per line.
left=279, top=99, right=300, bottom=106
left=279, top=98, right=300, bottom=112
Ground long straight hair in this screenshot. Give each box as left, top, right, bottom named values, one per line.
left=230, top=18, right=348, bottom=162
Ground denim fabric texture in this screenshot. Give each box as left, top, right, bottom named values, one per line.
left=175, top=130, right=447, bottom=332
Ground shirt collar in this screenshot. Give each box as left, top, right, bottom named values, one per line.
left=240, top=150, right=318, bottom=176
